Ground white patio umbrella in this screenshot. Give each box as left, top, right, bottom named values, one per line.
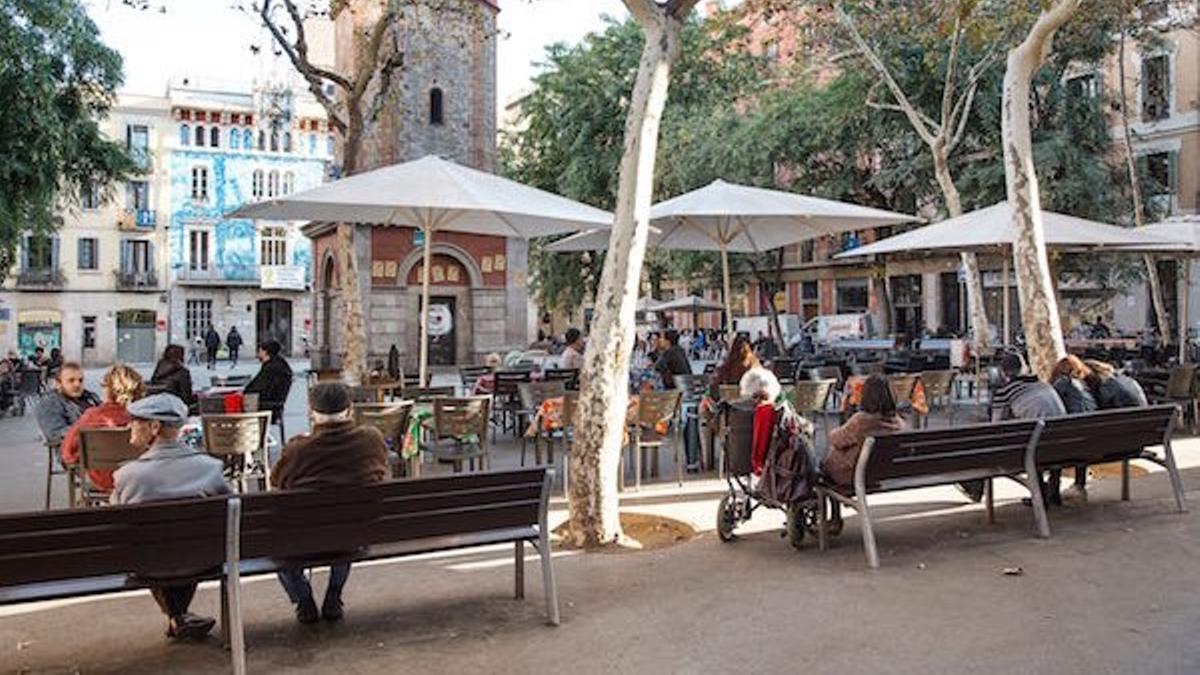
left=548, top=179, right=918, bottom=330
left=836, top=202, right=1177, bottom=345
left=229, top=154, right=613, bottom=384
left=1112, top=214, right=1200, bottom=361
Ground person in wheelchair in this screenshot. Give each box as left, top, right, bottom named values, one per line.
left=738, top=366, right=782, bottom=476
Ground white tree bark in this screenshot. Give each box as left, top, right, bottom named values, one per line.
left=336, top=222, right=367, bottom=384
left=568, top=0, right=697, bottom=548
left=1002, top=0, right=1080, bottom=379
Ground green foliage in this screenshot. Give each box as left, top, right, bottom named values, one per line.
left=0, top=0, right=134, bottom=272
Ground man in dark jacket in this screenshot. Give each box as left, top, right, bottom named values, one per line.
left=225, top=326, right=243, bottom=366
left=654, top=329, right=692, bottom=389
left=244, top=340, right=293, bottom=418
left=35, top=363, right=101, bottom=446
left=203, top=325, right=221, bottom=370
left=271, top=383, right=388, bottom=623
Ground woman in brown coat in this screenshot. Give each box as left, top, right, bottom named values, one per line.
left=823, top=375, right=905, bottom=487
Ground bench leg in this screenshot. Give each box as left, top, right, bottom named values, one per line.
left=535, top=536, right=560, bottom=626
left=857, top=494, right=879, bottom=569
left=816, top=492, right=828, bottom=553
left=1121, top=460, right=1131, bottom=502
left=514, top=541, right=525, bottom=600
left=1025, top=456, right=1051, bottom=539
left=44, top=459, right=52, bottom=510
left=225, top=498, right=246, bottom=675
left=985, top=478, right=995, bottom=524
left=1162, top=437, right=1188, bottom=513
left=220, top=578, right=231, bottom=648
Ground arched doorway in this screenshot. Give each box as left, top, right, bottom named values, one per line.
left=321, top=255, right=335, bottom=353
left=256, top=299, right=293, bottom=354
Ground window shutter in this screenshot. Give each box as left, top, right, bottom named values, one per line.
left=146, top=241, right=155, bottom=275
left=1168, top=151, right=1179, bottom=193
left=21, top=234, right=29, bottom=270
left=120, top=240, right=131, bottom=274
left=50, top=237, right=60, bottom=270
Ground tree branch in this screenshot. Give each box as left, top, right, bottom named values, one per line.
left=946, top=80, right=977, bottom=153
left=259, top=0, right=349, bottom=133
left=349, top=4, right=395, bottom=104
left=940, top=13, right=963, bottom=135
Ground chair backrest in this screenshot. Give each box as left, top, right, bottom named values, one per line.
left=718, top=384, right=741, bottom=402
left=348, top=386, right=380, bottom=404
left=360, top=404, right=413, bottom=446
left=197, top=395, right=227, bottom=415
left=808, top=366, right=843, bottom=385
left=459, top=365, right=492, bottom=387
left=542, top=368, right=580, bottom=389
left=310, top=369, right=342, bottom=384
left=1035, top=405, right=1176, bottom=469
left=433, top=396, right=491, bottom=442
left=402, top=386, right=455, bottom=403
left=201, top=412, right=271, bottom=458
left=920, top=369, right=957, bottom=399
left=494, top=371, right=533, bottom=396
left=0, top=496, right=230, bottom=586
left=637, top=390, right=681, bottom=428
left=851, top=362, right=884, bottom=377
left=242, top=392, right=260, bottom=412
left=352, top=402, right=408, bottom=426
left=518, top=381, right=566, bottom=410
left=861, top=418, right=1041, bottom=492
left=791, top=379, right=836, bottom=414
left=562, top=391, right=580, bottom=428
left=888, top=374, right=919, bottom=405
left=722, top=401, right=758, bottom=476
left=238, top=468, right=548, bottom=560
left=78, top=427, right=140, bottom=471
left=770, top=358, right=798, bottom=384
left=1165, top=364, right=1198, bottom=399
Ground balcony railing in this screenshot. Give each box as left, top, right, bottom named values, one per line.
left=16, top=268, right=64, bottom=289
left=115, top=269, right=159, bottom=290
left=176, top=264, right=260, bottom=286
left=117, top=209, right=157, bottom=230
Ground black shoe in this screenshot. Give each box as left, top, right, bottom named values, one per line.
left=321, top=595, right=344, bottom=622
left=168, top=613, right=216, bottom=641
left=295, top=597, right=320, bottom=624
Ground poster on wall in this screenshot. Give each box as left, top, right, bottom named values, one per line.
left=261, top=265, right=307, bottom=290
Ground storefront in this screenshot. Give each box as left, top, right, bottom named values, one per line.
left=17, top=309, right=62, bottom=357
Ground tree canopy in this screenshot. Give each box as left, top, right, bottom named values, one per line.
left=0, top=0, right=134, bottom=271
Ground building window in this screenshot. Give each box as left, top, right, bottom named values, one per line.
left=126, top=180, right=150, bottom=211
left=252, top=169, right=264, bottom=199
left=191, top=166, right=209, bottom=202
left=188, top=229, right=210, bottom=271
left=257, top=131, right=266, bottom=151
left=180, top=124, right=190, bottom=146
left=23, top=234, right=56, bottom=271
left=260, top=225, right=288, bottom=266
left=119, top=238, right=152, bottom=274
left=1143, top=151, right=1177, bottom=214
left=244, top=129, right=254, bottom=149
left=126, top=124, right=150, bottom=170
left=210, top=126, right=220, bottom=148
left=80, top=183, right=101, bottom=210
left=283, top=132, right=292, bottom=152
left=77, top=237, right=98, bottom=270
left=82, top=316, right=96, bottom=349
left=270, top=131, right=279, bottom=152
left=282, top=171, right=294, bottom=195
left=230, top=128, right=240, bottom=150
left=800, top=240, right=814, bottom=264
left=835, top=278, right=869, bottom=314
left=308, top=134, right=316, bottom=155
left=185, top=299, right=212, bottom=340
left=326, top=135, right=335, bottom=156
left=195, top=125, right=206, bottom=147
left=1067, top=73, right=1099, bottom=99
left=429, top=87, right=444, bottom=125
left=267, top=170, right=279, bottom=198
left=801, top=281, right=819, bottom=321
left=1141, top=54, right=1170, bottom=121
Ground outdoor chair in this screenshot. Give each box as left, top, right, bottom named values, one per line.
left=14, top=369, right=42, bottom=415
left=624, top=389, right=683, bottom=490
left=77, top=427, right=140, bottom=507
left=518, top=380, right=566, bottom=466
left=401, top=385, right=455, bottom=402
left=459, top=365, right=492, bottom=393
left=1146, top=364, right=1199, bottom=433
left=919, top=369, right=958, bottom=427
left=308, top=369, right=342, bottom=385
left=198, top=395, right=228, bottom=415
left=347, top=385, right=381, bottom=404
left=769, top=358, right=799, bottom=385
left=542, top=368, right=580, bottom=390
left=808, top=366, right=844, bottom=409
left=202, top=412, right=272, bottom=492
left=493, top=370, right=533, bottom=435
left=789, top=378, right=837, bottom=444
left=420, top=396, right=491, bottom=473
left=359, top=403, right=414, bottom=478
left=42, top=436, right=74, bottom=509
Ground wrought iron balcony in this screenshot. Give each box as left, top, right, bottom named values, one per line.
left=114, top=269, right=159, bottom=290
left=117, top=209, right=157, bottom=230
left=15, top=268, right=64, bottom=289
left=175, top=264, right=260, bottom=286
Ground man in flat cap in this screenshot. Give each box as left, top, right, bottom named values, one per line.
left=272, top=382, right=388, bottom=624
left=111, top=393, right=229, bottom=641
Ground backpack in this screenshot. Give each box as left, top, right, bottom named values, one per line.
left=758, top=401, right=816, bottom=505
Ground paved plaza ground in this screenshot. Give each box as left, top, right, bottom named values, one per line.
left=3, top=362, right=1200, bottom=673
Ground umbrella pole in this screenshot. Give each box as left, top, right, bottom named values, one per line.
left=418, top=225, right=433, bottom=387
left=1180, top=257, right=1190, bottom=363
left=720, top=239, right=734, bottom=338
left=1003, top=255, right=1011, bottom=347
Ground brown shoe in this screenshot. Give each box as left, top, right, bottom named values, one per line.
left=167, top=613, right=216, bottom=641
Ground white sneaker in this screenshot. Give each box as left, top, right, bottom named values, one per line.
left=1062, top=484, right=1088, bottom=504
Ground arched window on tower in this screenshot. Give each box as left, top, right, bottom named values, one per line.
left=195, top=125, right=205, bottom=147
left=252, top=169, right=264, bottom=199
left=270, top=132, right=279, bottom=152
left=229, top=128, right=240, bottom=149
left=429, top=87, right=444, bottom=125
left=283, top=132, right=292, bottom=153
left=326, top=135, right=335, bottom=156
left=180, top=124, right=190, bottom=146
left=308, top=134, right=316, bottom=155
left=244, top=129, right=253, bottom=149
left=257, top=131, right=265, bottom=151
left=210, top=126, right=220, bottom=148
left=267, top=170, right=279, bottom=198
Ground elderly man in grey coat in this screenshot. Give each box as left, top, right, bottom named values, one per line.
left=111, top=393, right=229, bottom=641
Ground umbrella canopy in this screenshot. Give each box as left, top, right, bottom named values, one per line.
left=652, top=294, right=726, bottom=312
left=835, top=202, right=1173, bottom=259
left=1127, top=214, right=1200, bottom=253
left=549, top=179, right=917, bottom=329
left=229, top=154, right=613, bottom=384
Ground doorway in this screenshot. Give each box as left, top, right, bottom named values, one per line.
left=256, top=299, right=293, bottom=355
left=426, top=296, right=457, bottom=366
left=115, top=310, right=156, bottom=363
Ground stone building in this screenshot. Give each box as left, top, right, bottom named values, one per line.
left=307, top=0, right=523, bottom=370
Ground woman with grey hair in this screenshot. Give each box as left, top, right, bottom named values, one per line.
left=739, top=366, right=782, bottom=474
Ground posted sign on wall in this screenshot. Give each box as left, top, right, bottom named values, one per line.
left=261, top=265, right=307, bottom=291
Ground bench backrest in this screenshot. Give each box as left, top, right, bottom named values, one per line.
left=0, top=497, right=229, bottom=587
left=1035, top=405, right=1175, bottom=468
left=861, top=418, right=1041, bottom=492
left=238, top=468, right=549, bottom=560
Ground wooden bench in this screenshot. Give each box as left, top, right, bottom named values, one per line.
left=815, top=419, right=1047, bottom=568
left=1033, top=404, right=1187, bottom=536
left=0, top=467, right=558, bottom=674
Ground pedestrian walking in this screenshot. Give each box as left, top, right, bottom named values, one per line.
left=203, top=324, right=221, bottom=371
left=225, top=326, right=243, bottom=366
left=188, top=334, right=203, bottom=366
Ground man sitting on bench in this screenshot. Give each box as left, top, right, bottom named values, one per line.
left=111, top=393, right=230, bottom=641
left=271, top=382, right=388, bottom=623
left=990, top=352, right=1067, bottom=506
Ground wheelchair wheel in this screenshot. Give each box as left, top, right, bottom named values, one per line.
left=717, top=494, right=738, bottom=542
left=785, top=501, right=808, bottom=550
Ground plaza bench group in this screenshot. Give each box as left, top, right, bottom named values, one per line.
left=0, top=467, right=559, bottom=674
left=816, top=404, right=1189, bottom=568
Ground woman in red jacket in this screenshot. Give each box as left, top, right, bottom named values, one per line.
left=739, top=366, right=782, bottom=475
left=61, top=364, right=146, bottom=492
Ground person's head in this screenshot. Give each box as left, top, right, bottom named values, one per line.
left=1094, top=315, right=1105, bottom=325
left=50, top=347, right=61, bottom=360
left=310, top=382, right=352, bottom=426
left=101, top=364, right=145, bottom=406
left=55, top=363, right=85, bottom=398
left=660, top=329, right=679, bottom=349
left=724, top=334, right=756, bottom=367
left=1050, top=354, right=1091, bottom=383
left=162, top=344, right=186, bottom=363
left=126, top=393, right=188, bottom=449
left=1082, top=358, right=1115, bottom=390
left=257, top=340, right=281, bottom=362
left=34, top=347, right=44, bottom=357
left=565, top=328, right=582, bottom=348
left=1000, top=351, right=1027, bottom=380
left=485, top=352, right=502, bottom=370
left=739, top=366, right=781, bottom=404
left=860, top=374, right=897, bottom=418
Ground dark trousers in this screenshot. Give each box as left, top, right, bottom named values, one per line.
left=150, top=582, right=198, bottom=618
left=277, top=562, right=351, bottom=606
left=228, top=347, right=239, bottom=364
left=206, top=348, right=218, bottom=369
